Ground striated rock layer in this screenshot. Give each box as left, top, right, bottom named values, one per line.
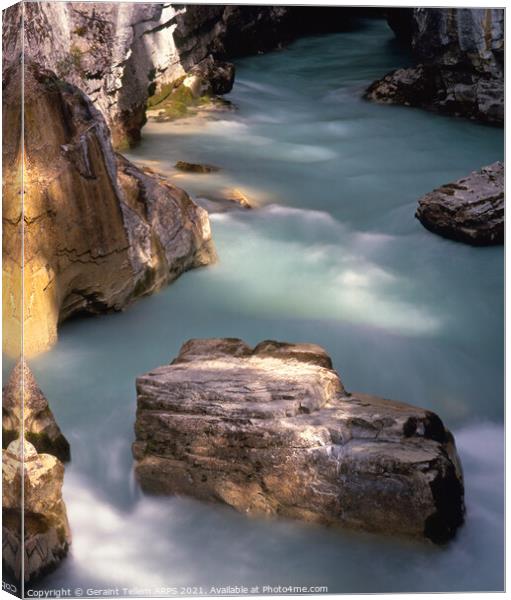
left=2, top=440, right=71, bottom=584
left=133, top=339, right=465, bottom=544
left=416, top=162, right=504, bottom=246
left=366, top=8, right=504, bottom=124
left=2, top=359, right=70, bottom=461
left=3, top=61, right=215, bottom=355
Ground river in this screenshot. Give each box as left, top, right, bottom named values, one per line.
left=30, top=18, right=503, bottom=594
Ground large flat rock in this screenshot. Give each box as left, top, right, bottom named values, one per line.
left=415, top=162, right=504, bottom=245
left=133, top=339, right=465, bottom=543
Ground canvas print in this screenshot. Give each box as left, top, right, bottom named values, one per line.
left=1, top=2, right=504, bottom=597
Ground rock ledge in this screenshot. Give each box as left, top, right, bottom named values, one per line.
left=416, top=162, right=504, bottom=245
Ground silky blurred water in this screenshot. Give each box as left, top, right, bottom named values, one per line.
left=29, top=19, right=503, bottom=594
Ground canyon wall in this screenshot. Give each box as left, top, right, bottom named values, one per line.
left=11, top=3, right=367, bottom=147
left=367, top=8, right=504, bottom=123
left=3, top=60, right=215, bottom=356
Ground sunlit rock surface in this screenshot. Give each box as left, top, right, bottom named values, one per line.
left=3, top=61, right=215, bottom=355
left=2, top=440, right=71, bottom=584
left=133, top=339, right=465, bottom=543
left=416, top=162, right=504, bottom=245
left=2, top=359, right=70, bottom=461
left=367, top=8, right=504, bottom=123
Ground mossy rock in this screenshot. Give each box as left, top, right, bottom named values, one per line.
left=148, top=77, right=218, bottom=122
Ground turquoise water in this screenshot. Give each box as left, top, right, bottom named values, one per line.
left=30, top=19, right=503, bottom=594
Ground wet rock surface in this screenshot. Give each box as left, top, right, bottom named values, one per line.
left=416, top=162, right=504, bottom=246
left=2, top=360, right=70, bottom=461
left=2, top=440, right=71, bottom=584
left=175, top=161, right=220, bottom=174
left=133, top=338, right=465, bottom=543
left=367, top=8, right=504, bottom=124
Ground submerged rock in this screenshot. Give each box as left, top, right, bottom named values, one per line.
left=175, top=161, right=220, bottom=174
left=416, top=162, right=504, bottom=245
left=197, top=188, right=254, bottom=211
left=133, top=338, right=465, bottom=543
left=2, top=360, right=70, bottom=462
left=3, top=61, right=215, bottom=355
left=366, top=8, right=504, bottom=124
left=2, top=439, right=71, bottom=584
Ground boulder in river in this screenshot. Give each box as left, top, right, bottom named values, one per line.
left=2, top=359, right=70, bottom=462
left=2, top=439, right=71, bottom=584
left=416, top=162, right=504, bottom=246
left=133, top=338, right=465, bottom=543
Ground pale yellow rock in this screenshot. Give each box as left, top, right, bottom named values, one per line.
left=2, top=61, right=215, bottom=357
left=2, top=440, right=71, bottom=583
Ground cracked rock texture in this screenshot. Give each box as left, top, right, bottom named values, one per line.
left=133, top=338, right=465, bottom=543
left=2, top=359, right=70, bottom=461
left=2, top=439, right=71, bottom=584
left=367, top=8, right=504, bottom=124
left=3, top=61, right=215, bottom=355
left=416, top=162, right=504, bottom=245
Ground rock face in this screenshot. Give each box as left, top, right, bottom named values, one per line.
left=133, top=339, right=465, bottom=543
left=366, top=8, right=504, bottom=124
left=6, top=3, right=291, bottom=146
left=7, top=4, right=371, bottom=146
left=3, top=359, right=70, bottom=461
left=3, top=61, right=215, bottom=356
left=416, top=162, right=504, bottom=245
left=2, top=439, right=71, bottom=584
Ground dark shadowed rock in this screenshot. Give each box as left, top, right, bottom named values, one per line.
left=133, top=338, right=465, bottom=543
left=367, top=8, right=504, bottom=124
left=2, top=440, right=71, bottom=584
left=183, top=56, right=235, bottom=97
left=416, top=162, right=504, bottom=246
left=2, top=360, right=70, bottom=462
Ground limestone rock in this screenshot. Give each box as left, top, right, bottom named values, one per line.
left=3, top=61, right=215, bottom=356
left=182, top=56, right=235, bottom=98
left=416, top=162, right=504, bottom=245
left=2, top=359, right=70, bottom=461
left=6, top=4, right=291, bottom=147
left=2, top=440, right=71, bottom=584
left=133, top=338, right=465, bottom=543
left=6, top=5, right=365, bottom=146
left=367, top=8, right=504, bottom=124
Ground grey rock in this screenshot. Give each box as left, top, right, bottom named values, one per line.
left=133, top=338, right=465, bottom=544
left=4, top=4, right=298, bottom=147
left=416, top=162, right=504, bottom=245
left=182, top=56, right=235, bottom=98
left=367, top=8, right=504, bottom=124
